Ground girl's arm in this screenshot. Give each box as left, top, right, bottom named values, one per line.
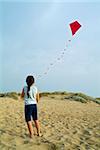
left=36, top=92, right=40, bottom=103
left=21, top=88, right=24, bottom=99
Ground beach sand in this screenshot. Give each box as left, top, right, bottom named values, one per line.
left=0, top=94, right=100, bottom=150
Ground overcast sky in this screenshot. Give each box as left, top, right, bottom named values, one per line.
left=0, top=1, right=100, bottom=97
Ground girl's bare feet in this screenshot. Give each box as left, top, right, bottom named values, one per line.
left=37, top=132, right=42, bottom=137
left=30, top=135, right=33, bottom=138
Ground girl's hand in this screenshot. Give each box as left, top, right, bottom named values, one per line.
left=36, top=93, right=40, bottom=103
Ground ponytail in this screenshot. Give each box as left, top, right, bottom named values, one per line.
left=26, top=75, right=35, bottom=98
left=27, top=85, right=30, bottom=98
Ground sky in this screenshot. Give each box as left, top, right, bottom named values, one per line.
left=0, top=1, right=100, bottom=97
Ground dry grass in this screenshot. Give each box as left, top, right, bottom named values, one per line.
left=0, top=91, right=100, bottom=104
left=0, top=92, right=19, bottom=100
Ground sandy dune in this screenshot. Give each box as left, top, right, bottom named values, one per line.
left=0, top=94, right=100, bottom=150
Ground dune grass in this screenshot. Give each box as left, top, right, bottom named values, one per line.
left=0, top=92, right=19, bottom=100
left=0, top=91, right=99, bottom=104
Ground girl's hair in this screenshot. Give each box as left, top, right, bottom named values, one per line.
left=26, top=75, right=35, bottom=98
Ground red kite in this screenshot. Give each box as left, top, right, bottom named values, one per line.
left=70, top=21, right=81, bottom=36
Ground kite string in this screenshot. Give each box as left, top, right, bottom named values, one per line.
left=37, top=38, right=72, bottom=79
left=37, top=20, right=82, bottom=79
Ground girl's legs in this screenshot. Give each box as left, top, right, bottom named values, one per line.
left=34, top=120, right=41, bottom=136
left=27, top=121, right=34, bottom=138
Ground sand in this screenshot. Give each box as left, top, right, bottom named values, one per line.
left=0, top=94, right=100, bottom=150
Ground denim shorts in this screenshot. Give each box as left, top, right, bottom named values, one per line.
left=25, top=104, right=38, bottom=122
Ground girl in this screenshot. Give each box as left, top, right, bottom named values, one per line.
left=21, top=75, right=41, bottom=138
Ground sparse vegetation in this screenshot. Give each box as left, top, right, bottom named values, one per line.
left=74, top=93, right=95, bottom=101
left=0, top=91, right=99, bottom=104
left=96, top=98, right=100, bottom=100
left=0, top=92, right=19, bottom=100
left=40, top=91, right=68, bottom=97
